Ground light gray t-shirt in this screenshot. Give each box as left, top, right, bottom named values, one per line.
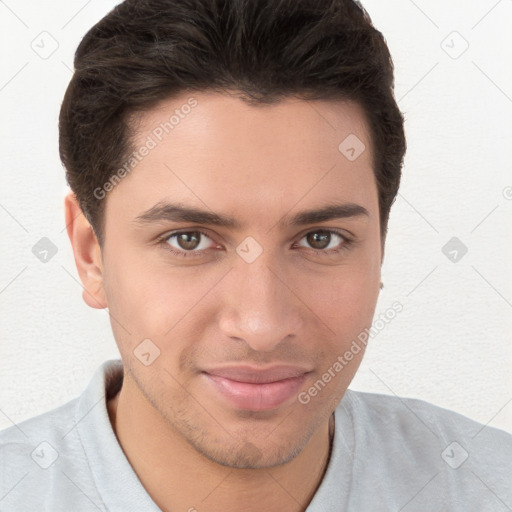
left=1, top=359, right=511, bottom=511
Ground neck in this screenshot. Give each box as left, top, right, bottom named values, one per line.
left=107, top=374, right=334, bottom=512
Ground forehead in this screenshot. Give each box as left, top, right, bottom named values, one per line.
left=108, top=91, right=377, bottom=224
left=133, top=90, right=372, bottom=158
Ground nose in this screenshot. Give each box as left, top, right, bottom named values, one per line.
left=218, top=254, right=304, bottom=352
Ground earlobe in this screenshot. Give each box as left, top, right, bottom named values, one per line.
left=64, top=192, right=107, bottom=309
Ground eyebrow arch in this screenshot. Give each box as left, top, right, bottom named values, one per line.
left=286, top=202, right=369, bottom=227
left=134, top=202, right=242, bottom=229
left=133, top=201, right=369, bottom=229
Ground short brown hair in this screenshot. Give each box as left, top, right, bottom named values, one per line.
left=59, top=0, right=406, bottom=245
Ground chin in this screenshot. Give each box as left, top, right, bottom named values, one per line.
left=194, top=436, right=305, bottom=469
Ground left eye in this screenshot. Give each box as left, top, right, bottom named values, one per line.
left=296, top=230, right=346, bottom=251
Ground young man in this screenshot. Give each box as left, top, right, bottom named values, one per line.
left=1, top=0, right=511, bottom=510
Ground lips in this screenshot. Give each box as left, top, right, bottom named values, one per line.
left=202, top=365, right=310, bottom=411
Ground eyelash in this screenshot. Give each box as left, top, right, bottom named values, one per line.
left=156, top=229, right=354, bottom=259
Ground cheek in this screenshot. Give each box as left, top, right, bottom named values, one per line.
left=296, top=279, right=375, bottom=410
left=300, top=260, right=380, bottom=334
left=296, top=257, right=380, bottom=385
left=102, top=252, right=222, bottom=341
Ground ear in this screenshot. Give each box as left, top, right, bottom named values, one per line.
left=380, top=225, right=387, bottom=266
left=380, top=236, right=386, bottom=266
left=64, top=192, right=107, bottom=309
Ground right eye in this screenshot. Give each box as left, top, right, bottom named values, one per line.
left=162, top=230, right=217, bottom=257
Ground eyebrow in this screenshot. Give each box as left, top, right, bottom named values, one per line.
left=133, top=201, right=369, bottom=229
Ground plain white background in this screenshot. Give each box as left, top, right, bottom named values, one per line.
left=1, top=0, right=511, bottom=434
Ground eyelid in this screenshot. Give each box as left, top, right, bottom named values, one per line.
left=295, top=225, right=355, bottom=241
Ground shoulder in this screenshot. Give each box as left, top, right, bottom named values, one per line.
left=0, top=360, right=122, bottom=511
left=0, top=396, right=81, bottom=462
left=342, top=388, right=512, bottom=448
left=0, top=397, right=96, bottom=510
left=336, top=389, right=512, bottom=510
left=0, top=358, right=121, bottom=453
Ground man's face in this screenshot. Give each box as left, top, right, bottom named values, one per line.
left=100, top=91, right=382, bottom=468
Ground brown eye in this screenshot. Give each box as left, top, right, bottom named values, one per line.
left=306, top=231, right=331, bottom=250
left=176, top=232, right=201, bottom=250
left=296, top=230, right=349, bottom=254
left=165, top=231, right=214, bottom=254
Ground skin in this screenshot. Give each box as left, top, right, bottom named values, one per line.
left=65, top=90, right=383, bottom=512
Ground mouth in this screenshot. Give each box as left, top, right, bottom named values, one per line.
left=202, top=365, right=311, bottom=411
